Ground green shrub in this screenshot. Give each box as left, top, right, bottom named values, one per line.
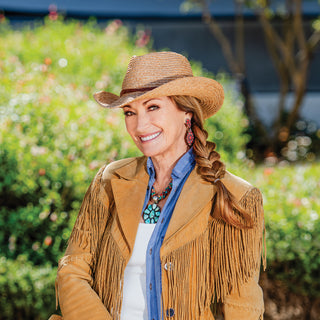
left=231, top=162, right=320, bottom=298
left=0, top=255, right=57, bottom=320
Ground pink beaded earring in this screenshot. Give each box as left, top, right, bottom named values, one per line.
left=185, top=118, right=194, bottom=147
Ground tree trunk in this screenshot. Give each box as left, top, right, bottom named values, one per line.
left=199, top=0, right=270, bottom=159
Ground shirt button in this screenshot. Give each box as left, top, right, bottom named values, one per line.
left=149, top=248, right=152, bottom=255
left=161, top=218, right=164, bottom=223
left=166, top=308, right=175, bottom=317
left=149, top=283, right=152, bottom=290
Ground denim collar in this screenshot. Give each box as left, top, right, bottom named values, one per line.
left=146, top=148, right=195, bottom=180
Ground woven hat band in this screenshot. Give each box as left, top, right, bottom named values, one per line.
left=120, top=86, right=157, bottom=97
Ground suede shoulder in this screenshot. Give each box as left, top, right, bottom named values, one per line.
left=102, top=156, right=147, bottom=180
left=221, top=170, right=254, bottom=202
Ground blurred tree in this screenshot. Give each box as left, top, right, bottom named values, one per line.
left=183, top=0, right=320, bottom=160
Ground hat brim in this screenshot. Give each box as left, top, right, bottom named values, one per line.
left=93, top=76, right=224, bottom=120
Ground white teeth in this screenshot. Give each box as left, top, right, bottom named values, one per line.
left=140, top=132, right=161, bottom=142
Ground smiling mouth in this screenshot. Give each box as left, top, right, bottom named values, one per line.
left=140, top=131, right=161, bottom=142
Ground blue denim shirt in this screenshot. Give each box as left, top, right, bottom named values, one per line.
left=142, top=149, right=196, bottom=320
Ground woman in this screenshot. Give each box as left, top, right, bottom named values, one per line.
left=50, top=52, right=265, bottom=320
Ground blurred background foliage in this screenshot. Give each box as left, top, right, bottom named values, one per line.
left=0, top=16, right=319, bottom=319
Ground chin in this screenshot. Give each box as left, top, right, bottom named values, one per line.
left=138, top=146, right=163, bottom=158
left=134, top=141, right=162, bottom=157
left=140, top=150, right=159, bottom=158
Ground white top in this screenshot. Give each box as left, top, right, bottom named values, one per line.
left=120, top=223, right=156, bottom=320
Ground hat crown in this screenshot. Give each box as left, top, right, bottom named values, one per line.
left=121, top=52, right=193, bottom=94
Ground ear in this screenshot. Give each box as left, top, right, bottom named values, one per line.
left=185, top=112, right=193, bottom=121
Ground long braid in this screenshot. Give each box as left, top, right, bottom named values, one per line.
left=192, top=120, right=225, bottom=181
left=171, top=95, right=253, bottom=229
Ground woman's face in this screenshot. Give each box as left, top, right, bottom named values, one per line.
left=123, top=96, right=191, bottom=161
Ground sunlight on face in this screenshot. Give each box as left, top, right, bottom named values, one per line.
left=123, top=97, right=191, bottom=162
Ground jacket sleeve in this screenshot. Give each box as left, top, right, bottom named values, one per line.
left=56, top=165, right=112, bottom=320
left=212, top=186, right=266, bottom=320
left=222, top=273, right=264, bottom=319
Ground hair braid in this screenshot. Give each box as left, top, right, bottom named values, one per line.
left=192, top=121, right=225, bottom=182
left=171, top=95, right=253, bottom=229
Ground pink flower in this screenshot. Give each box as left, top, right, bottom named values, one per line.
left=89, top=161, right=100, bottom=170
left=48, top=4, right=58, bottom=20
left=44, top=57, right=52, bottom=65
left=105, top=19, right=123, bottom=35
left=44, top=236, right=53, bottom=246
left=38, top=168, right=46, bottom=176
left=135, top=30, right=151, bottom=47
left=263, top=168, right=274, bottom=176
left=292, top=198, right=302, bottom=207
left=32, top=243, right=40, bottom=251
left=0, top=13, right=5, bottom=23
left=39, top=96, right=51, bottom=103
left=40, top=64, right=48, bottom=72
left=68, top=154, right=75, bottom=161
left=50, top=213, right=58, bottom=222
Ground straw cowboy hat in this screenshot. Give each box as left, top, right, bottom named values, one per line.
left=94, top=51, right=224, bottom=120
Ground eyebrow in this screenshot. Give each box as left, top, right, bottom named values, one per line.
left=143, top=98, right=160, bottom=105
left=123, top=98, right=160, bottom=109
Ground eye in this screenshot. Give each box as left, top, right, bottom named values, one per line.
left=148, top=105, right=159, bottom=111
left=123, top=110, right=135, bottom=117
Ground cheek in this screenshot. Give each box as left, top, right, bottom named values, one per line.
left=171, top=116, right=186, bottom=135
left=125, top=118, right=135, bottom=139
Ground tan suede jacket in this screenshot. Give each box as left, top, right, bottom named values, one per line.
left=50, top=156, right=265, bottom=320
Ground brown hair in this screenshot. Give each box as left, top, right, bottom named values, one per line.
left=171, top=95, right=253, bottom=229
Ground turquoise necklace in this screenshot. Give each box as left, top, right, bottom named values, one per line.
left=143, top=180, right=173, bottom=224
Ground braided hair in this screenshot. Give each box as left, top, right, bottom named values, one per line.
left=171, top=95, right=253, bottom=229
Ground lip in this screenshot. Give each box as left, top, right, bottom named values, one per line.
left=139, top=131, right=162, bottom=142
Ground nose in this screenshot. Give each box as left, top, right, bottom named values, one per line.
left=135, top=112, right=150, bottom=133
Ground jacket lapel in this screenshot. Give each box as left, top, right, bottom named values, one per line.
left=110, top=157, right=149, bottom=254
left=163, top=168, right=216, bottom=245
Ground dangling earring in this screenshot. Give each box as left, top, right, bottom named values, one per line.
left=185, top=118, right=194, bottom=147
